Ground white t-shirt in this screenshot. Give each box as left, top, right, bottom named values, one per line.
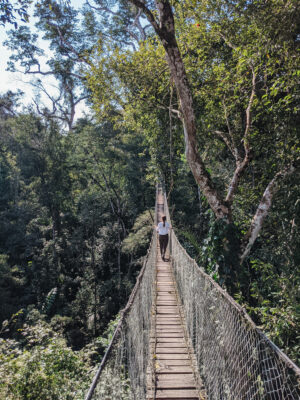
left=156, top=221, right=170, bottom=235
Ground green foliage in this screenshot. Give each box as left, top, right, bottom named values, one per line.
left=41, top=287, right=58, bottom=315
left=1, top=0, right=299, bottom=381
left=0, top=0, right=29, bottom=27
left=0, top=319, right=91, bottom=400
left=0, top=89, right=153, bottom=351
left=248, top=259, right=300, bottom=365
left=122, top=210, right=153, bottom=256
left=92, top=314, right=120, bottom=357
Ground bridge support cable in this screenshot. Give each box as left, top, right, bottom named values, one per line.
left=163, top=191, right=300, bottom=399
left=84, top=187, right=159, bottom=400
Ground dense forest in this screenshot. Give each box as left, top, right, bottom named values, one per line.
left=0, top=0, right=299, bottom=399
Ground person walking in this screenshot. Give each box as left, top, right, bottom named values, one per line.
left=156, top=215, right=170, bottom=261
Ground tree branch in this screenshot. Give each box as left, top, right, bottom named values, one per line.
left=128, top=0, right=161, bottom=34
left=225, top=66, right=256, bottom=204
left=215, top=130, right=239, bottom=161
left=47, top=21, right=91, bottom=65
left=222, top=100, right=240, bottom=160
left=219, top=32, right=237, bottom=50
left=240, top=163, right=296, bottom=263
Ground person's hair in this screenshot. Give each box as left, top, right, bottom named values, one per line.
left=162, top=215, right=166, bottom=227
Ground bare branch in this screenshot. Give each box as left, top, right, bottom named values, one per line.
left=25, top=66, right=55, bottom=76
left=86, top=0, right=119, bottom=16
left=134, top=8, right=147, bottom=40
left=225, top=66, right=256, bottom=204
left=47, top=21, right=91, bottom=65
left=156, top=104, right=182, bottom=119
left=219, top=32, right=237, bottom=50
left=215, top=130, right=239, bottom=161
left=243, top=66, right=256, bottom=154
left=240, top=164, right=296, bottom=263
left=128, top=0, right=161, bottom=35
left=87, top=0, right=151, bottom=45
left=222, top=100, right=241, bottom=160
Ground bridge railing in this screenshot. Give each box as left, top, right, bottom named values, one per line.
left=84, top=189, right=158, bottom=400
left=164, top=192, right=300, bottom=400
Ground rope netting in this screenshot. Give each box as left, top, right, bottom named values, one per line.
left=84, top=195, right=158, bottom=400
left=163, top=192, right=300, bottom=400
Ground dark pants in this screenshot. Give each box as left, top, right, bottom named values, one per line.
left=159, top=234, right=169, bottom=258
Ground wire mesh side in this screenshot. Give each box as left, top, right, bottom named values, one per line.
left=163, top=193, right=300, bottom=400
left=86, top=230, right=157, bottom=400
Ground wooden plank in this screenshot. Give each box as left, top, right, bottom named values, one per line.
left=155, top=321, right=182, bottom=324
left=156, top=373, right=195, bottom=380
left=156, top=331, right=184, bottom=336
left=157, top=273, right=173, bottom=276
left=156, top=347, right=188, bottom=354
left=156, top=342, right=186, bottom=348
left=156, top=353, right=190, bottom=360
left=156, top=375, right=195, bottom=389
left=157, top=306, right=179, bottom=310
left=147, top=389, right=199, bottom=399
left=155, top=366, right=194, bottom=374
left=156, top=325, right=183, bottom=329
left=156, top=337, right=186, bottom=343
left=157, top=283, right=174, bottom=286
left=156, top=382, right=195, bottom=390
left=157, top=291, right=176, bottom=294
left=157, top=299, right=177, bottom=303
left=157, top=310, right=179, bottom=314
left=156, top=317, right=181, bottom=324
left=157, top=282, right=174, bottom=285
left=157, top=290, right=176, bottom=293
left=154, top=359, right=192, bottom=366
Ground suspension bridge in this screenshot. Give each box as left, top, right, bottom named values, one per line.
left=85, top=185, right=300, bottom=400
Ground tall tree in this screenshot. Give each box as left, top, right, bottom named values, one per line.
left=4, top=0, right=89, bottom=130
left=88, top=0, right=299, bottom=273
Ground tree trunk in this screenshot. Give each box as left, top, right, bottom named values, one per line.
left=129, top=0, right=230, bottom=221
left=240, top=165, right=295, bottom=263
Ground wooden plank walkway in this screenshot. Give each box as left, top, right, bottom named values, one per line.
left=147, top=192, right=206, bottom=400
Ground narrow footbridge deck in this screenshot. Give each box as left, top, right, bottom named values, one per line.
left=84, top=185, right=300, bottom=400
left=147, top=192, right=205, bottom=399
